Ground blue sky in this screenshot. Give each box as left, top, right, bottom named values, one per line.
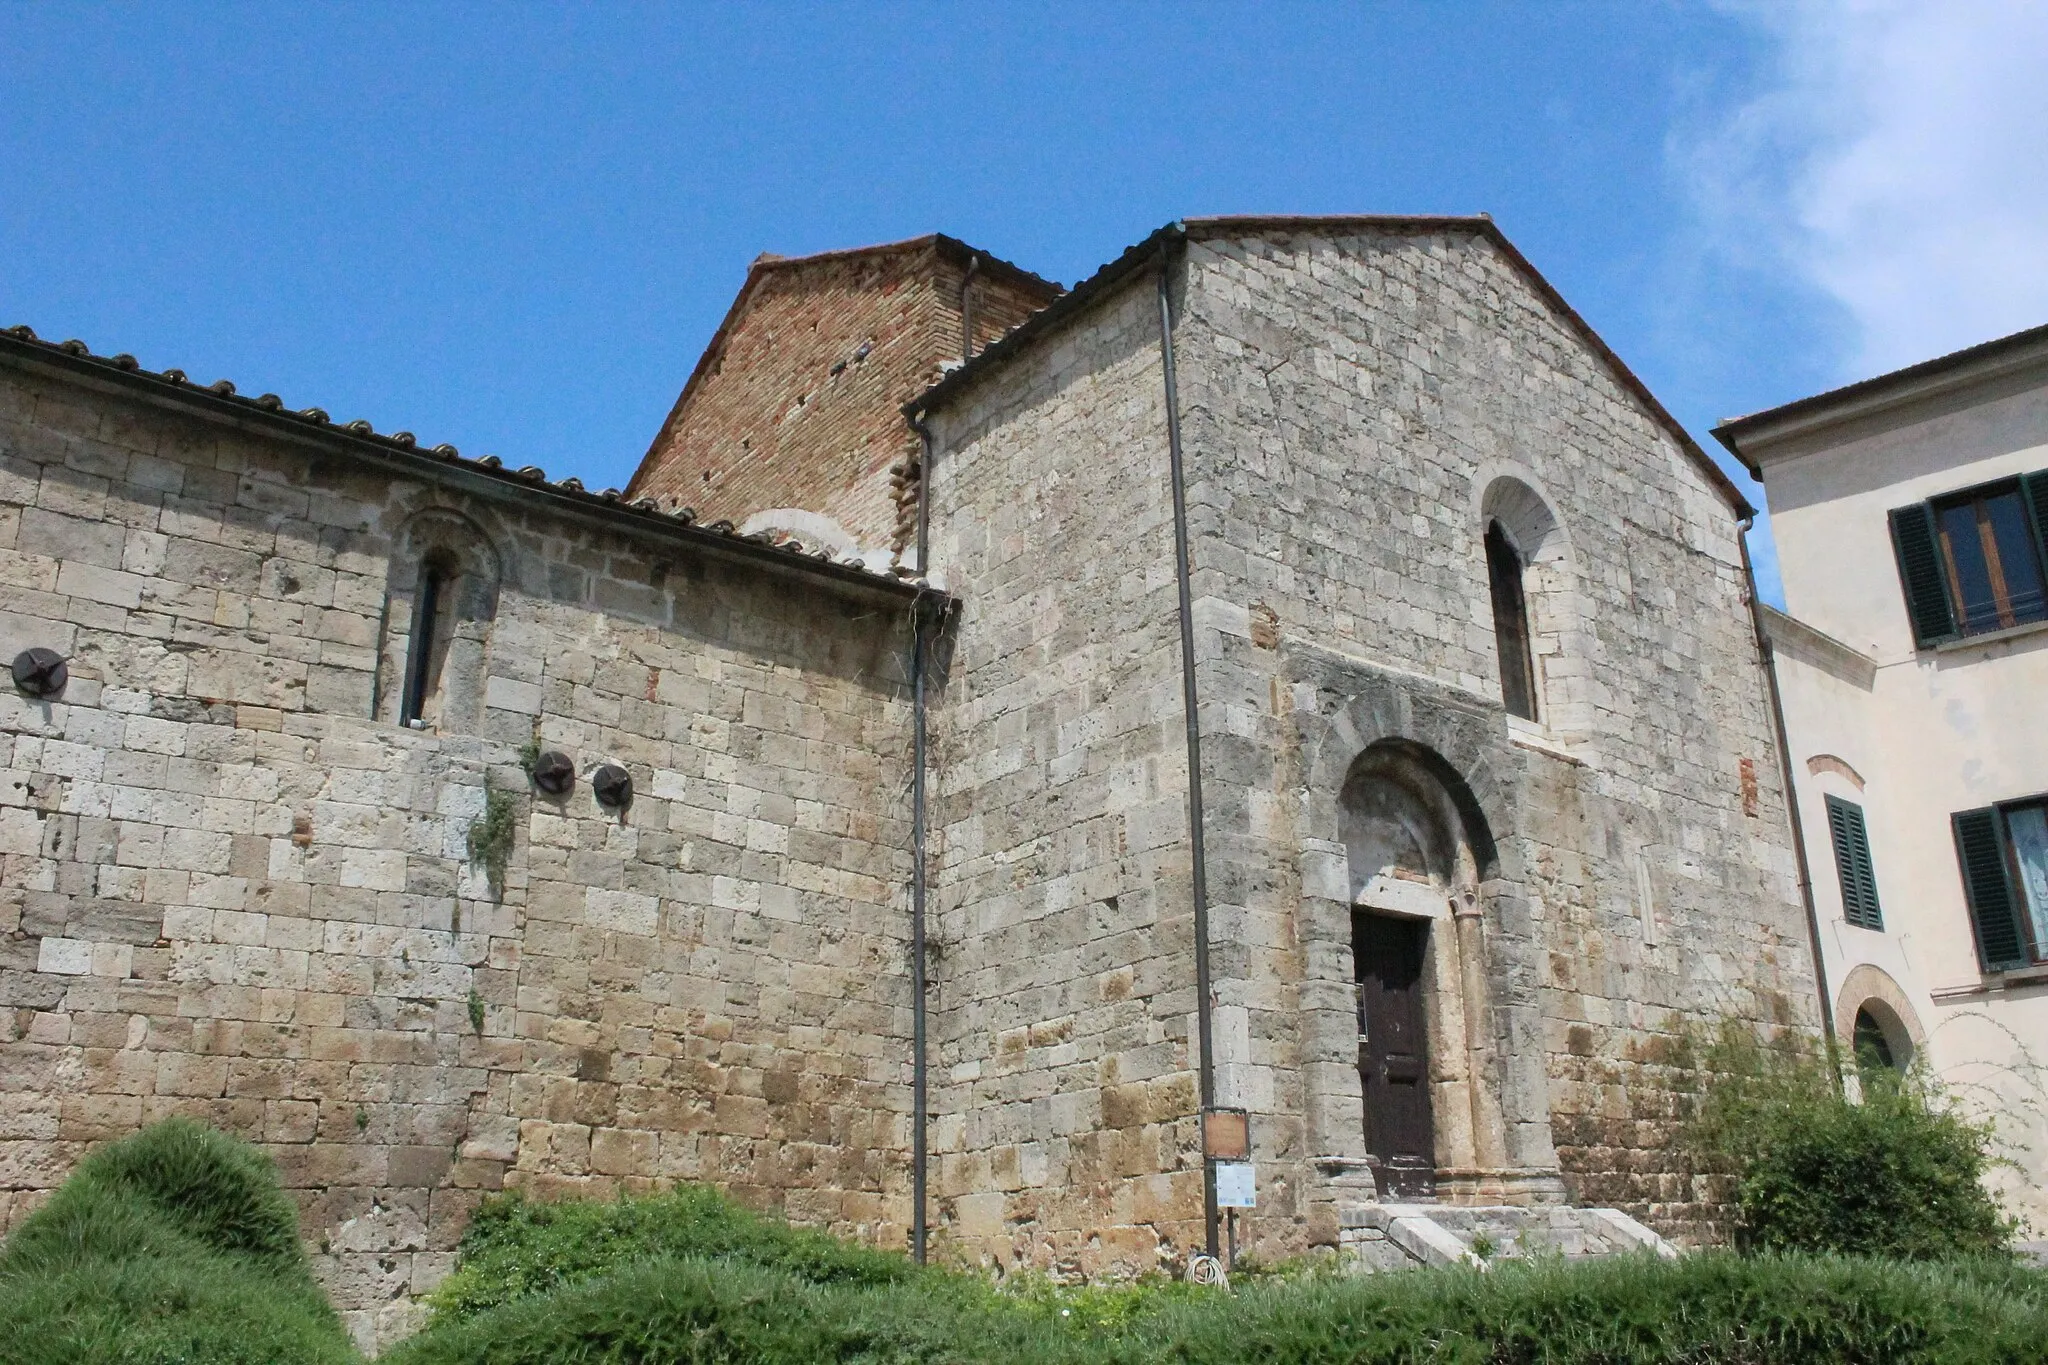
left=4, top=4, right=2045, bottom=603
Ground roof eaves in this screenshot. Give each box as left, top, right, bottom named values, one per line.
left=0, top=325, right=931, bottom=605
left=1463, top=222, right=1755, bottom=520
left=928, top=234, right=1064, bottom=300
left=1181, top=213, right=1495, bottom=237
left=1713, top=319, right=2048, bottom=474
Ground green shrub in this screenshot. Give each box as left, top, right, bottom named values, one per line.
left=386, top=1246, right=2048, bottom=1365
left=0, top=1118, right=358, bottom=1365
left=425, top=1184, right=916, bottom=1324
left=1119, top=1252, right=2048, bottom=1365
left=1685, top=1024, right=2015, bottom=1258
left=394, top=1257, right=1069, bottom=1365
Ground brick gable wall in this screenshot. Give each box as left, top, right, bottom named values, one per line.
left=628, top=241, right=1056, bottom=567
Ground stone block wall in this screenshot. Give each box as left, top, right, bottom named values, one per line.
left=0, top=214, right=1824, bottom=1340
left=629, top=237, right=1057, bottom=564
left=1169, top=227, right=1815, bottom=1248
left=0, top=355, right=919, bottom=1349
left=923, top=274, right=1209, bottom=1276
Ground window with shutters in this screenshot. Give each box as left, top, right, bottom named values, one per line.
left=1890, top=471, right=2048, bottom=645
left=1952, top=796, right=2048, bottom=972
left=1824, top=795, right=1883, bottom=930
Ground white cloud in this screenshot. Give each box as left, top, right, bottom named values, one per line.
left=1684, top=0, right=2048, bottom=378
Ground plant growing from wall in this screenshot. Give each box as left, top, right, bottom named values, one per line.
left=466, top=787, right=518, bottom=901
left=467, top=988, right=486, bottom=1034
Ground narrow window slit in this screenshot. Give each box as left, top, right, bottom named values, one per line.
left=1486, top=521, right=1538, bottom=721
left=400, top=559, right=449, bottom=726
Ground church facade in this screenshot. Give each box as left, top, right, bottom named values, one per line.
left=1, top=216, right=1816, bottom=1346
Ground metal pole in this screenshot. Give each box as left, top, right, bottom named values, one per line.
left=959, top=254, right=981, bottom=363
left=1156, top=249, right=1220, bottom=1261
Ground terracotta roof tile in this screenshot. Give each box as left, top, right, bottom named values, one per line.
left=0, top=323, right=926, bottom=599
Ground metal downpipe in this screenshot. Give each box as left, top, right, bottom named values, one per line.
left=908, top=415, right=936, bottom=1263
left=1156, top=247, right=1221, bottom=1262
left=1739, top=515, right=1837, bottom=1054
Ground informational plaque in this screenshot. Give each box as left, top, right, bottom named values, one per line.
left=1213, top=1160, right=1256, bottom=1208
left=1202, top=1108, right=1250, bottom=1161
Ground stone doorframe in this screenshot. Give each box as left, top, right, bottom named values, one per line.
left=1287, top=642, right=1564, bottom=1208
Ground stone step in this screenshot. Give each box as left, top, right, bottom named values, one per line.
left=1338, top=1203, right=1679, bottom=1272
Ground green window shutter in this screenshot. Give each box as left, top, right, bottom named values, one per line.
left=2021, top=471, right=2048, bottom=576
left=1825, top=795, right=1883, bottom=930
left=1953, top=807, right=2029, bottom=972
left=1889, top=503, right=1957, bottom=647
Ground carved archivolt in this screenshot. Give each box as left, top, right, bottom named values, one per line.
left=1292, top=664, right=1561, bottom=1205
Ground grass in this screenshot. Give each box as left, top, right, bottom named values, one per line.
left=0, top=1117, right=358, bottom=1365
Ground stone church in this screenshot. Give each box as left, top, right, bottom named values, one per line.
left=1, top=217, right=1817, bottom=1345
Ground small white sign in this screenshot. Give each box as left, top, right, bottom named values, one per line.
left=1214, top=1160, right=1256, bottom=1208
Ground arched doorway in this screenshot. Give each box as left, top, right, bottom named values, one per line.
left=1340, top=740, right=1501, bottom=1199
left=1295, top=676, right=1564, bottom=1214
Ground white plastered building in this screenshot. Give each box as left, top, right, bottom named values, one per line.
left=1717, top=322, right=2048, bottom=1232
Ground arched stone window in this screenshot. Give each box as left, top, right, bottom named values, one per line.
left=1853, top=1005, right=1900, bottom=1071
left=379, top=510, right=501, bottom=734
left=1485, top=522, right=1538, bottom=721
left=1477, top=474, right=1590, bottom=744
left=1833, top=965, right=1924, bottom=1075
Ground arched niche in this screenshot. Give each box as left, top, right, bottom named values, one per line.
left=377, top=508, right=502, bottom=735
left=1476, top=471, right=1593, bottom=747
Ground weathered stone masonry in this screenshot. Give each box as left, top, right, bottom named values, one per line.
left=1168, top=227, right=1813, bottom=1245
left=3, top=213, right=1821, bottom=1341
left=0, top=339, right=923, bottom=1347
left=912, top=219, right=1815, bottom=1268
left=923, top=279, right=1206, bottom=1275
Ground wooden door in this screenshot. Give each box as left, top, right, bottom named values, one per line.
left=1354, top=911, right=1435, bottom=1198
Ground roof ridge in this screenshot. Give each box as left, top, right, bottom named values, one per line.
left=742, top=233, right=1060, bottom=295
